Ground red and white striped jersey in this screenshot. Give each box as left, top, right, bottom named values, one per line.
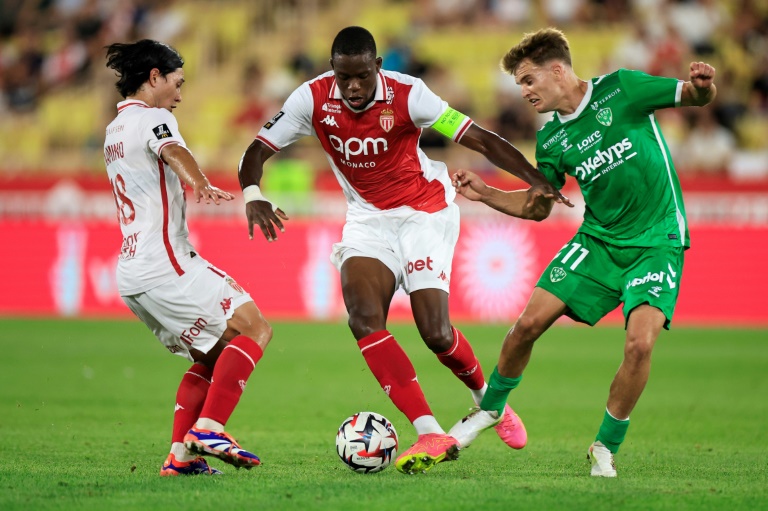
left=104, top=100, right=204, bottom=296
left=256, top=70, right=473, bottom=214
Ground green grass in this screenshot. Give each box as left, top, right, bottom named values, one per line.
left=0, top=319, right=766, bottom=510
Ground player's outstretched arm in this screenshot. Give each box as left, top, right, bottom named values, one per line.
left=161, top=144, right=234, bottom=204
left=457, top=124, right=573, bottom=208
left=452, top=169, right=554, bottom=221
left=238, top=139, right=289, bottom=242
left=681, top=62, right=717, bottom=107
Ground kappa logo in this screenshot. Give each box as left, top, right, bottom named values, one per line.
left=457, top=364, right=478, bottom=377
left=174, top=403, right=184, bottom=412
left=386, top=86, right=394, bottom=104
left=550, top=267, right=567, bottom=282
left=383, top=385, right=391, bottom=396
left=238, top=379, right=247, bottom=391
left=221, top=297, right=232, bottom=314
left=320, top=115, right=339, bottom=127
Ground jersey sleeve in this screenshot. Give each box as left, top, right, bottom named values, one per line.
left=255, top=83, right=314, bottom=151
left=535, top=146, right=566, bottom=189
left=408, top=79, right=474, bottom=142
left=140, top=109, right=186, bottom=158
left=618, top=68, right=683, bottom=113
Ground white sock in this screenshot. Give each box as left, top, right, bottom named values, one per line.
left=471, top=383, right=488, bottom=406
left=412, top=415, right=445, bottom=435
left=170, top=442, right=195, bottom=462
left=196, top=418, right=225, bottom=432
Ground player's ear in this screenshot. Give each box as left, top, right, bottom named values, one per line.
left=149, top=68, right=161, bottom=86
left=375, top=56, right=382, bottom=71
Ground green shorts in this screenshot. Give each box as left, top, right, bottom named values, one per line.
left=536, top=232, right=685, bottom=329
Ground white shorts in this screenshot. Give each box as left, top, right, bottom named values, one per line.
left=330, top=203, right=460, bottom=294
left=122, top=260, right=253, bottom=361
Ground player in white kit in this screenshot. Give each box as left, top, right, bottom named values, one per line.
left=104, top=40, right=271, bottom=476
left=238, top=27, right=572, bottom=475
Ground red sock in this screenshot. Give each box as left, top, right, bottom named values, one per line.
left=436, top=327, right=486, bottom=391
left=172, top=363, right=212, bottom=443
left=199, top=336, right=263, bottom=425
left=358, top=330, right=432, bottom=423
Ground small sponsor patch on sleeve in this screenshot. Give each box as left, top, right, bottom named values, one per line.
left=152, top=124, right=173, bottom=139
left=668, top=234, right=678, bottom=240
left=264, top=111, right=285, bottom=129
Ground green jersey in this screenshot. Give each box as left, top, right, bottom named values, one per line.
left=536, top=69, right=688, bottom=247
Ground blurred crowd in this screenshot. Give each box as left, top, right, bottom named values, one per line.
left=0, top=0, right=186, bottom=114
left=0, top=0, right=766, bottom=180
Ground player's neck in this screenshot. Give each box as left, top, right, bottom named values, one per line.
left=556, top=78, right=588, bottom=116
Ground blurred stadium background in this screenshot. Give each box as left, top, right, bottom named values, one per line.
left=1, top=0, right=767, bottom=326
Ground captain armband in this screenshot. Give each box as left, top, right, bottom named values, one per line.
left=432, top=107, right=472, bottom=141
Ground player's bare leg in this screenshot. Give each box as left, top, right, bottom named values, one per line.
left=607, top=304, right=665, bottom=418
left=498, top=288, right=567, bottom=378
left=589, top=304, right=665, bottom=477
left=184, top=302, right=271, bottom=469
left=450, top=288, right=565, bottom=449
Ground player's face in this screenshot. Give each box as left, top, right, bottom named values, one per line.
left=154, top=68, right=185, bottom=112
left=514, top=59, right=562, bottom=114
left=331, top=53, right=382, bottom=109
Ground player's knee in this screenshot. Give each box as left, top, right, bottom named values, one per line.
left=419, top=325, right=453, bottom=353
left=624, top=334, right=654, bottom=363
left=512, top=315, right=545, bottom=344
left=347, top=309, right=386, bottom=340
left=239, top=318, right=273, bottom=350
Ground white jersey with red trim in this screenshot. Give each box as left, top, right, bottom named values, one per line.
left=104, top=100, right=204, bottom=296
left=256, top=70, right=473, bottom=215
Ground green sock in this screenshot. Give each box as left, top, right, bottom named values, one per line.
left=480, top=366, right=522, bottom=415
left=595, top=409, right=630, bottom=454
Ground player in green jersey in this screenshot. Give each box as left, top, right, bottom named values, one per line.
left=447, top=27, right=717, bottom=477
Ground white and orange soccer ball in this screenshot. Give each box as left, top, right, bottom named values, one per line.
left=335, top=411, right=398, bottom=474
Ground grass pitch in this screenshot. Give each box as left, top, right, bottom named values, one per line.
left=0, top=319, right=766, bottom=510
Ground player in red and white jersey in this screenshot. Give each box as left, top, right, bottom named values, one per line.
left=104, top=40, right=272, bottom=476
left=238, top=26, right=571, bottom=475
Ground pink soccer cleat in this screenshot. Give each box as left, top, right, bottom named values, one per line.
left=394, top=433, right=460, bottom=474
left=494, top=404, right=528, bottom=449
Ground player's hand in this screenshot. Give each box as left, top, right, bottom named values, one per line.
left=541, top=182, right=573, bottom=207
left=689, top=62, right=715, bottom=90
left=194, top=183, right=235, bottom=205
left=525, top=184, right=559, bottom=210
left=452, top=169, right=488, bottom=202
left=246, top=200, right=289, bottom=242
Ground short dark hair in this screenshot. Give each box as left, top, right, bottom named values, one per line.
left=105, top=39, right=184, bottom=98
left=331, top=26, right=377, bottom=59
left=500, top=27, right=572, bottom=75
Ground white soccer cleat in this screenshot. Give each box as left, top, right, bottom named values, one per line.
left=588, top=441, right=617, bottom=477
left=448, top=407, right=502, bottom=449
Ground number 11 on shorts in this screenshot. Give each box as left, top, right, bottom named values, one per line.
left=554, top=242, right=590, bottom=270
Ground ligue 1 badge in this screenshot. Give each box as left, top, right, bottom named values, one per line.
left=596, top=108, right=612, bottom=126
left=379, top=109, right=394, bottom=132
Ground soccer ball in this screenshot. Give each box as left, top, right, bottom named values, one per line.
left=335, top=411, right=398, bottom=473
